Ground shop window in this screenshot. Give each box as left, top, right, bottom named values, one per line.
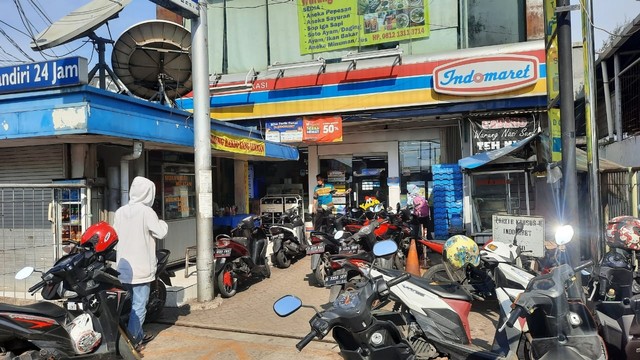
left=162, top=164, right=196, bottom=220
left=399, top=141, right=440, bottom=206
left=319, top=157, right=353, bottom=214
left=470, top=171, right=533, bottom=233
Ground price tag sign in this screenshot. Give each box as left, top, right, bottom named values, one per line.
left=303, top=116, right=343, bottom=143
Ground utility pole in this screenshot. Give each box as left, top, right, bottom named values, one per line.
left=192, top=0, right=215, bottom=301
left=556, top=0, right=579, bottom=267
left=582, top=0, right=603, bottom=263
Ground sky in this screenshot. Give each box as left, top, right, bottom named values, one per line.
left=0, top=0, right=640, bottom=68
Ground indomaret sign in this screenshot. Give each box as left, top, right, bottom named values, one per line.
left=433, top=55, right=539, bottom=96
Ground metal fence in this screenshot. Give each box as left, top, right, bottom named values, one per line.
left=602, top=169, right=640, bottom=220
left=0, top=184, right=88, bottom=300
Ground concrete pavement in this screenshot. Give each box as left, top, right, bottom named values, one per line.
left=144, top=254, right=501, bottom=359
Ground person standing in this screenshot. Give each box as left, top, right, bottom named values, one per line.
left=313, top=174, right=350, bottom=231
left=407, top=184, right=431, bottom=240
left=114, top=176, right=168, bottom=351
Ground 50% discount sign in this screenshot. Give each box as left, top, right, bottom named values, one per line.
left=303, top=116, right=343, bottom=143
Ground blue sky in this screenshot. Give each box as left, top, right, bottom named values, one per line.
left=0, top=0, right=639, bottom=67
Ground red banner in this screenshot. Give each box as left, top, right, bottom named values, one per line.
left=303, top=116, right=342, bottom=143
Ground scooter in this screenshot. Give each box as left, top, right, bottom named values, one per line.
left=307, top=230, right=357, bottom=287
left=145, top=249, right=174, bottom=323
left=214, top=215, right=271, bottom=298
left=270, top=207, right=308, bottom=269
left=421, top=222, right=535, bottom=300
left=0, top=238, right=139, bottom=359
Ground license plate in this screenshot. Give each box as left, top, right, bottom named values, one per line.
left=214, top=248, right=232, bottom=258
left=339, top=245, right=359, bottom=255
left=306, top=244, right=325, bottom=255
left=65, top=301, right=83, bottom=310
left=325, top=273, right=348, bottom=287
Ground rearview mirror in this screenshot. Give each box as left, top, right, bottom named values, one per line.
left=273, top=295, right=302, bottom=317
left=15, top=267, right=35, bottom=280
left=373, top=240, right=398, bottom=257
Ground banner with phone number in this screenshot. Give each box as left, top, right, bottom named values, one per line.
left=297, top=0, right=429, bottom=55
left=303, top=116, right=343, bottom=143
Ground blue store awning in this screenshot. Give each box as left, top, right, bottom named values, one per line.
left=458, top=133, right=539, bottom=170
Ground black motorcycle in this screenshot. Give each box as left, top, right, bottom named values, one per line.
left=145, top=249, right=174, bottom=323
left=307, top=230, right=358, bottom=287
left=1, top=249, right=139, bottom=359
left=214, top=215, right=271, bottom=298
left=270, top=208, right=308, bottom=269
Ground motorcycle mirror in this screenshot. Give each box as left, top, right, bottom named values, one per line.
left=334, top=230, right=345, bottom=240
left=555, top=225, right=574, bottom=246
left=273, top=295, right=303, bottom=317
left=372, top=204, right=383, bottom=213
left=373, top=240, right=398, bottom=257
left=15, top=266, right=35, bottom=280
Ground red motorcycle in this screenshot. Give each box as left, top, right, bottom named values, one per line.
left=214, top=215, right=270, bottom=298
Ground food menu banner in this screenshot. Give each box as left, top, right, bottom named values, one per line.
left=470, top=116, right=538, bottom=154
left=298, top=0, right=429, bottom=54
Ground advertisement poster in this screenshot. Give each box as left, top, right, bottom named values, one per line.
left=210, top=131, right=266, bottom=156
left=470, top=117, right=538, bottom=154
left=303, top=115, right=343, bottom=143
left=297, top=0, right=429, bottom=54
left=265, top=120, right=304, bottom=143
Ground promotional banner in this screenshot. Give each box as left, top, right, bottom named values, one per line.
left=303, top=115, right=343, bottom=143
left=210, top=131, right=266, bottom=156
left=265, top=120, right=304, bottom=143
left=544, top=0, right=561, bottom=162
left=470, top=117, right=538, bottom=154
left=298, top=0, right=429, bottom=54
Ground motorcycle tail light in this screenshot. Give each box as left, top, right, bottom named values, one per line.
left=216, top=239, right=230, bottom=247
left=330, top=260, right=346, bottom=270
left=482, top=239, right=494, bottom=249
left=349, top=258, right=368, bottom=268
left=310, top=235, right=322, bottom=244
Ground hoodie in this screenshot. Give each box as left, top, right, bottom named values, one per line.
left=114, top=176, right=168, bottom=284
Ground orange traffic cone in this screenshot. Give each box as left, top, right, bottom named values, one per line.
left=405, top=239, right=421, bottom=276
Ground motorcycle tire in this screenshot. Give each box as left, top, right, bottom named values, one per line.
left=217, top=263, right=238, bottom=298
left=275, top=250, right=291, bottom=269
left=313, top=260, right=327, bottom=287
left=145, top=280, right=167, bottom=324
left=393, top=251, right=406, bottom=270
left=118, top=326, right=143, bottom=360
left=422, top=263, right=456, bottom=283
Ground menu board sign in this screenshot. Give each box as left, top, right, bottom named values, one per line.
left=298, top=0, right=429, bottom=54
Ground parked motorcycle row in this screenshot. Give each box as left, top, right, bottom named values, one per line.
left=273, top=212, right=640, bottom=360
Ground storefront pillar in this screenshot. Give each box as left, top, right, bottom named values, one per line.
left=70, top=144, right=89, bottom=178
left=388, top=142, right=401, bottom=208
left=234, top=159, right=249, bottom=213
left=307, top=145, right=319, bottom=213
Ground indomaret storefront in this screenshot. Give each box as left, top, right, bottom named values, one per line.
left=180, top=40, right=549, bottom=241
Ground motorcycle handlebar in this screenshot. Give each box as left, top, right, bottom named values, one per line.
left=28, top=280, right=46, bottom=293
left=574, top=260, right=593, bottom=273
left=499, top=306, right=525, bottom=332
left=387, top=273, right=411, bottom=288
left=296, top=330, right=317, bottom=351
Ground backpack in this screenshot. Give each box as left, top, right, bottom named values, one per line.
left=412, top=195, right=430, bottom=218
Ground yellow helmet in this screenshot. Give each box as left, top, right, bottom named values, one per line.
left=443, top=235, right=479, bottom=270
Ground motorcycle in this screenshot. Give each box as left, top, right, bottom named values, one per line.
left=307, top=230, right=356, bottom=287
left=421, top=222, right=534, bottom=301
left=145, top=249, right=174, bottom=323
left=270, top=207, right=308, bottom=269
left=0, top=223, right=139, bottom=359
left=214, top=215, right=271, bottom=298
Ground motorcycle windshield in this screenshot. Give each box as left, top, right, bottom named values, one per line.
left=528, top=334, right=604, bottom=359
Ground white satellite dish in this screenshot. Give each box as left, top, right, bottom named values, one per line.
left=111, top=20, right=192, bottom=105
left=30, top=0, right=131, bottom=50
left=30, top=0, right=132, bottom=91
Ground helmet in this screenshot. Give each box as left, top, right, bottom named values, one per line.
left=443, top=235, right=480, bottom=270
left=80, top=222, right=118, bottom=253
left=605, top=216, right=640, bottom=251
left=602, top=250, right=632, bottom=270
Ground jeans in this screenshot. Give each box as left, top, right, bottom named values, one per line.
left=125, top=282, right=150, bottom=345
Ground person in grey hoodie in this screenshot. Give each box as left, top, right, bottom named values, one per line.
left=114, top=176, right=168, bottom=350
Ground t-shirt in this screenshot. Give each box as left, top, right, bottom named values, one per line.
left=314, top=183, right=335, bottom=207
left=412, top=195, right=430, bottom=218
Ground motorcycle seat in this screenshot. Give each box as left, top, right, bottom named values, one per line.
left=329, top=251, right=371, bottom=262
left=406, top=276, right=473, bottom=302
left=0, top=302, right=67, bottom=320
left=231, top=236, right=249, bottom=248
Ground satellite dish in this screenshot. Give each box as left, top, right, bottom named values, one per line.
left=111, top=20, right=192, bottom=104
left=30, top=0, right=132, bottom=91
left=31, top=0, right=131, bottom=50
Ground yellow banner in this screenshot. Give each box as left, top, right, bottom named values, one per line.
left=210, top=131, right=266, bottom=156
left=298, top=0, right=429, bottom=54
left=544, top=0, right=561, bottom=162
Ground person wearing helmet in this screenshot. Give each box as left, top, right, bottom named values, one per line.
left=114, top=176, right=168, bottom=352
left=443, top=234, right=480, bottom=270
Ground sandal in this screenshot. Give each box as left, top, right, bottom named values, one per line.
left=141, top=333, right=156, bottom=344
left=135, top=343, right=146, bottom=352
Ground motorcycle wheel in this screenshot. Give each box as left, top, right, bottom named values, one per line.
left=393, top=251, right=406, bottom=270
left=313, top=260, right=327, bottom=287
left=217, top=263, right=238, bottom=298
left=275, top=250, right=291, bottom=269
left=422, top=263, right=458, bottom=283
left=118, top=326, right=142, bottom=360
left=145, top=280, right=166, bottom=324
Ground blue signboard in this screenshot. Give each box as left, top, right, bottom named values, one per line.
left=149, top=0, right=199, bottom=18
left=0, top=57, right=88, bottom=95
